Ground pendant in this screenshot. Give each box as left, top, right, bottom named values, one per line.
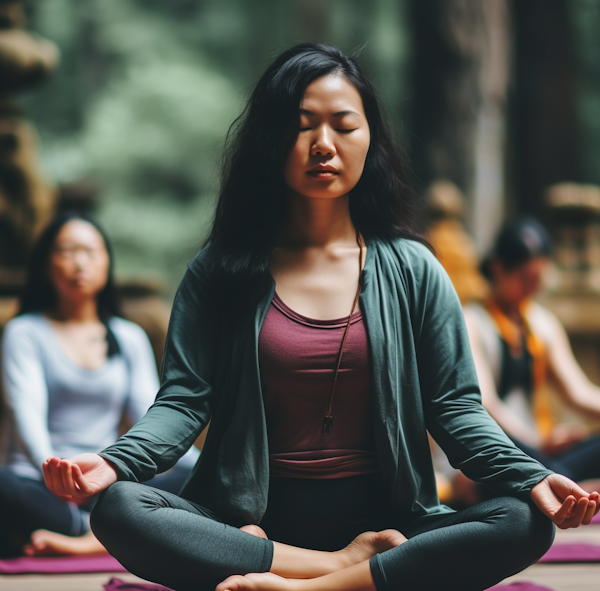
left=322, top=415, right=333, bottom=434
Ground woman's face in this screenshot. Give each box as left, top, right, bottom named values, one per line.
left=48, top=220, right=110, bottom=303
left=283, top=73, right=371, bottom=200
left=492, top=257, right=549, bottom=307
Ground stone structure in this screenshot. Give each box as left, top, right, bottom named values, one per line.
left=0, top=0, right=59, bottom=269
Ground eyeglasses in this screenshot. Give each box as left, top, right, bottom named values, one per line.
left=52, top=245, right=105, bottom=260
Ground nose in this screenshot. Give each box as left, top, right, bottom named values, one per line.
left=73, top=248, right=93, bottom=269
left=310, top=126, right=336, bottom=158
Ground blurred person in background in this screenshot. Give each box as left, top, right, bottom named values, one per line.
left=0, top=211, right=198, bottom=557
left=464, top=218, right=600, bottom=492
left=42, top=44, right=597, bottom=591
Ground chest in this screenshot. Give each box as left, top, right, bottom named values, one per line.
left=270, top=247, right=363, bottom=319
left=49, top=322, right=108, bottom=370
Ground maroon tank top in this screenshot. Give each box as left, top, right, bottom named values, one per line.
left=258, top=293, right=378, bottom=479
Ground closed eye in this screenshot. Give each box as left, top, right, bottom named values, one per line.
left=337, top=128, right=357, bottom=134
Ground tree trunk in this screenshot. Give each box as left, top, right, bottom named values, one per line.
left=409, top=0, right=510, bottom=252
left=510, top=0, right=581, bottom=219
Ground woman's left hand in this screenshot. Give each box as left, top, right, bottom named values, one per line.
left=531, top=474, right=600, bottom=529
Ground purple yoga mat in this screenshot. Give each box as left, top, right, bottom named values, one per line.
left=104, top=578, right=173, bottom=591
left=0, top=553, right=127, bottom=574
left=539, top=542, right=600, bottom=563
left=488, top=584, right=554, bottom=591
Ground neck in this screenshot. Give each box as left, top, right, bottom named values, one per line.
left=277, top=193, right=356, bottom=248
left=52, top=297, right=100, bottom=323
left=492, top=291, right=523, bottom=322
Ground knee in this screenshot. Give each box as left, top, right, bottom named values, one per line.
left=502, top=497, right=555, bottom=560
left=90, top=481, right=141, bottom=543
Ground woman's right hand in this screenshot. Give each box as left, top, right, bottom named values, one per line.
left=43, top=454, right=118, bottom=501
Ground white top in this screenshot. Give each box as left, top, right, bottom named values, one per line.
left=1, top=313, right=198, bottom=479
left=463, top=301, right=555, bottom=432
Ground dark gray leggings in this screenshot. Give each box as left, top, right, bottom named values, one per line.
left=91, top=475, right=555, bottom=591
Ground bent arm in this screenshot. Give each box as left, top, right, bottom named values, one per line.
left=543, top=310, right=600, bottom=420
left=413, top=252, right=552, bottom=498
left=1, top=321, right=54, bottom=474
left=463, top=308, right=542, bottom=448
left=98, top=264, right=217, bottom=482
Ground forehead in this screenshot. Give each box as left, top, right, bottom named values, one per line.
left=55, top=220, right=105, bottom=246
left=300, top=73, right=365, bottom=116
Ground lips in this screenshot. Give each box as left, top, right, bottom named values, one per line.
left=306, top=165, right=339, bottom=179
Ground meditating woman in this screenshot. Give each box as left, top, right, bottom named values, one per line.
left=464, top=218, right=600, bottom=489
left=44, top=43, right=598, bottom=591
left=0, top=212, right=198, bottom=557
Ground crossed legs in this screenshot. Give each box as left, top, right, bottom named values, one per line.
left=91, top=482, right=554, bottom=591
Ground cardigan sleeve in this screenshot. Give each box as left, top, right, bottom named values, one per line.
left=99, top=261, right=216, bottom=482
left=410, top=244, right=553, bottom=498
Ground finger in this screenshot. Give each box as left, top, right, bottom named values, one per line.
left=552, top=495, right=576, bottom=524
left=60, top=460, right=76, bottom=497
left=45, top=457, right=66, bottom=496
left=72, top=464, right=94, bottom=497
left=561, top=497, right=589, bottom=529
left=583, top=500, right=597, bottom=526
left=590, top=492, right=600, bottom=516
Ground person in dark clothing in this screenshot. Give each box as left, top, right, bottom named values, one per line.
left=43, top=44, right=598, bottom=591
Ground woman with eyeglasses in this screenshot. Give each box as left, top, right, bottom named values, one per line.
left=0, top=211, right=198, bottom=557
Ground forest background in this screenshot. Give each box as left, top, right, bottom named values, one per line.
left=21, top=0, right=600, bottom=298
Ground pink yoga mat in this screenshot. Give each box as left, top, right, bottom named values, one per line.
left=591, top=511, right=600, bottom=525
left=539, top=542, right=600, bottom=563
left=488, top=584, right=554, bottom=591
left=0, top=553, right=126, bottom=574
left=104, top=578, right=173, bottom=591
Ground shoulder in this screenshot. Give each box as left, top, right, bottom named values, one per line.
left=373, top=237, right=443, bottom=279
left=463, top=302, right=492, bottom=326
left=374, top=236, right=435, bottom=262
left=1, top=314, right=49, bottom=366
left=525, top=301, right=560, bottom=344
left=187, top=246, right=212, bottom=281
left=2, top=313, right=46, bottom=344
left=108, top=317, right=151, bottom=351
left=463, top=302, right=498, bottom=345
left=371, top=236, right=451, bottom=296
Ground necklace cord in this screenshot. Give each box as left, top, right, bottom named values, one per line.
left=322, top=233, right=363, bottom=434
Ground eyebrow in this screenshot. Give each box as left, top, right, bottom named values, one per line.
left=299, top=109, right=361, bottom=117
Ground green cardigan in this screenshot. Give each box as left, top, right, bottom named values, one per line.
left=99, top=237, right=552, bottom=526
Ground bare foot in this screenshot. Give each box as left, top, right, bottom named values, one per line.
left=336, top=529, right=407, bottom=569
left=240, top=525, right=269, bottom=539
left=216, top=572, right=293, bottom=591
left=23, top=529, right=107, bottom=556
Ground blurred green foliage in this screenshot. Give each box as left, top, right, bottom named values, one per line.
left=572, top=0, right=600, bottom=186
left=21, top=0, right=600, bottom=296
left=24, top=0, right=411, bottom=296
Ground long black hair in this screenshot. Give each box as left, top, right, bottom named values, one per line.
left=18, top=211, right=122, bottom=356
left=481, top=218, right=552, bottom=281
left=205, top=42, right=428, bottom=311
